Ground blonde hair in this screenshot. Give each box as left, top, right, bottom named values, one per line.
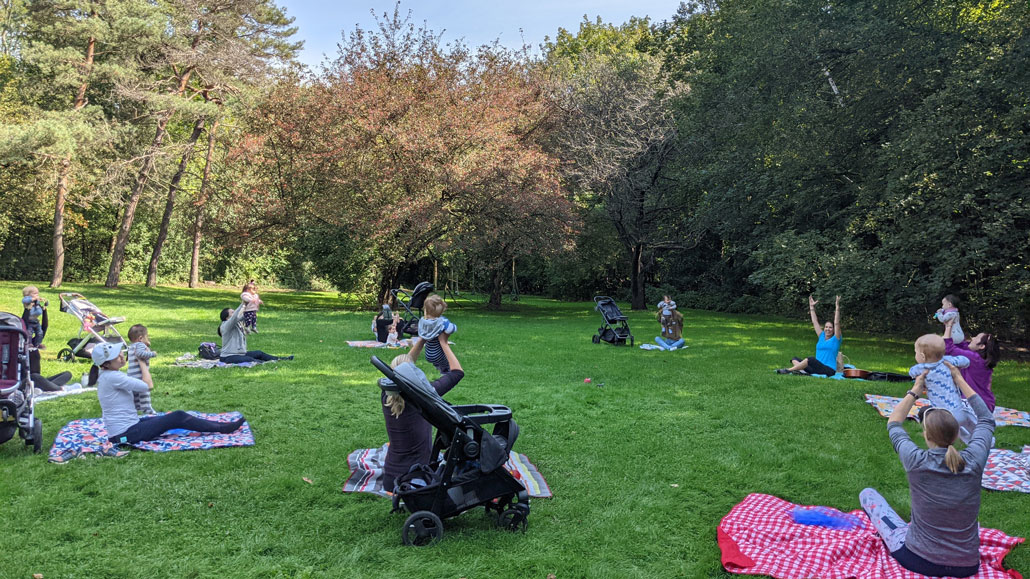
left=22, top=285, right=38, bottom=296
left=423, top=294, right=447, bottom=318
left=915, top=334, right=945, bottom=362
left=384, top=354, right=413, bottom=418
left=924, top=409, right=966, bottom=474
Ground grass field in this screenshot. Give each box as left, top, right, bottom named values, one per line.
left=1, top=281, right=1028, bottom=578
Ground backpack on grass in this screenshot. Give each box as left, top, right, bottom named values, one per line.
left=199, top=342, right=220, bottom=360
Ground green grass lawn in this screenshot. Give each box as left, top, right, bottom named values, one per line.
left=1, top=282, right=1028, bottom=578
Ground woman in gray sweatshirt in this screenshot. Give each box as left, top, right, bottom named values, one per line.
left=860, top=362, right=995, bottom=577
left=218, top=304, right=291, bottom=364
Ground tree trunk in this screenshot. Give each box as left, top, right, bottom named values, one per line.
left=105, top=65, right=195, bottom=287
left=630, top=243, right=646, bottom=310
left=147, top=117, right=206, bottom=287
left=376, top=265, right=399, bottom=307
left=51, top=35, right=96, bottom=288
left=190, top=116, right=220, bottom=288
left=487, top=265, right=505, bottom=309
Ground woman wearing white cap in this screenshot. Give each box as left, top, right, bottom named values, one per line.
left=90, top=341, right=247, bottom=445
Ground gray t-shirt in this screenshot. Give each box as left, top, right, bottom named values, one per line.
left=98, top=369, right=150, bottom=437
left=888, top=394, right=994, bottom=567
left=219, top=304, right=247, bottom=357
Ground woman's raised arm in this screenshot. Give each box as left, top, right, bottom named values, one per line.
left=833, top=295, right=842, bottom=339
left=809, top=295, right=822, bottom=335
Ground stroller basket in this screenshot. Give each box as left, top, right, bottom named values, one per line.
left=370, top=356, right=529, bottom=546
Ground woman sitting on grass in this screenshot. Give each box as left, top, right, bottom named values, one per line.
left=90, top=342, right=247, bottom=445
left=218, top=304, right=292, bottom=364
left=380, top=333, right=463, bottom=491
left=777, top=294, right=841, bottom=376
left=944, top=319, right=1001, bottom=411
left=860, top=363, right=994, bottom=578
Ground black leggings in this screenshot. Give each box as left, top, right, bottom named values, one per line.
left=220, top=350, right=281, bottom=364
left=108, top=410, right=243, bottom=444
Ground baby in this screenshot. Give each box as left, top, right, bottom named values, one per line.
left=241, top=280, right=263, bottom=334
left=657, top=295, right=677, bottom=317
left=126, top=324, right=158, bottom=415
left=21, top=286, right=47, bottom=348
left=386, top=321, right=400, bottom=346
left=909, top=334, right=975, bottom=443
left=418, top=294, right=456, bottom=372
left=934, top=294, right=965, bottom=345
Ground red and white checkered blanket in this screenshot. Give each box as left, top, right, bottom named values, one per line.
left=718, top=493, right=1023, bottom=578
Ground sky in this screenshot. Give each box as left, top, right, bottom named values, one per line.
left=275, top=1, right=685, bottom=69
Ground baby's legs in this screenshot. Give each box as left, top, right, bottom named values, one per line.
left=243, top=311, right=257, bottom=332
left=133, top=391, right=156, bottom=415
left=423, top=338, right=450, bottom=373
left=859, top=488, right=908, bottom=553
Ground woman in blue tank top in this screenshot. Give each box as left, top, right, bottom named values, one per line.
left=777, top=295, right=841, bottom=376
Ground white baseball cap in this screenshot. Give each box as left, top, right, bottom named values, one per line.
left=91, top=341, right=124, bottom=366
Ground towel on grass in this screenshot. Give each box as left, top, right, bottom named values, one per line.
left=48, top=411, right=253, bottom=463
left=34, top=386, right=97, bottom=403
left=342, top=443, right=552, bottom=498
left=718, top=493, right=1023, bottom=579
left=174, top=353, right=274, bottom=369
left=864, top=394, right=1030, bottom=427
left=983, top=446, right=1030, bottom=494
left=346, top=339, right=413, bottom=349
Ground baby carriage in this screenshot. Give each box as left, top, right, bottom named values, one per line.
left=592, top=296, right=634, bottom=346
left=56, top=293, right=127, bottom=363
left=370, top=356, right=530, bottom=546
left=0, top=312, right=43, bottom=453
left=390, top=281, right=434, bottom=337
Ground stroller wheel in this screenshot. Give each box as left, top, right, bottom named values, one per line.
left=402, top=511, right=443, bottom=547
left=592, top=334, right=600, bottom=344
left=26, top=418, right=42, bottom=454
left=498, top=508, right=529, bottom=533
left=57, top=348, right=75, bottom=363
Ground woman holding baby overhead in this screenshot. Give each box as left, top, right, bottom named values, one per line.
left=860, top=363, right=994, bottom=577
left=777, top=295, right=841, bottom=376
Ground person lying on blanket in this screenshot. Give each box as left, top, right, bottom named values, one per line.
left=777, top=294, right=842, bottom=376
left=860, top=362, right=995, bottom=578
left=89, top=342, right=247, bottom=445
left=380, top=333, right=463, bottom=491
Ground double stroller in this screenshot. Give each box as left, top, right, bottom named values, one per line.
left=390, top=281, right=434, bottom=337
left=592, top=296, right=634, bottom=346
left=56, top=293, right=126, bottom=362
left=370, top=356, right=530, bottom=546
left=0, top=312, right=43, bottom=453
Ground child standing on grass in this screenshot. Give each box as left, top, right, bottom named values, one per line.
left=909, top=334, right=976, bottom=444
left=417, top=294, right=456, bottom=373
left=126, top=324, right=157, bottom=415
left=934, top=294, right=965, bottom=345
left=21, top=286, right=47, bottom=349
left=241, top=280, right=263, bottom=334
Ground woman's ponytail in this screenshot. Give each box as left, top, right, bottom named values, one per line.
left=944, top=444, right=966, bottom=474
left=87, top=365, right=99, bottom=387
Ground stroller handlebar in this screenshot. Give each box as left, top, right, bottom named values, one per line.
left=452, top=404, right=512, bottom=425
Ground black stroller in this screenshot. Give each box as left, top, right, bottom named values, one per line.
left=592, top=296, right=634, bottom=346
left=390, top=281, right=434, bottom=337
left=0, top=312, right=43, bottom=453
left=370, top=356, right=530, bottom=546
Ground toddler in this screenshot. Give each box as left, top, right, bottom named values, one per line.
left=418, top=294, right=456, bottom=373
left=909, top=334, right=976, bottom=443
left=386, top=321, right=400, bottom=346
left=20, top=286, right=47, bottom=348
left=126, top=324, right=158, bottom=415
left=934, top=294, right=965, bottom=345
left=241, top=280, right=263, bottom=334
left=657, top=295, right=677, bottom=317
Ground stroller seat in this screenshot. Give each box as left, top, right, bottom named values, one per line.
left=371, top=356, right=530, bottom=546
left=0, top=312, right=43, bottom=452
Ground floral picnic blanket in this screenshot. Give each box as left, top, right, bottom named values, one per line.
left=718, top=493, right=1023, bottom=579
left=342, top=443, right=552, bottom=498
left=864, top=394, right=1030, bottom=427
left=48, top=411, right=253, bottom=463
left=345, top=339, right=413, bottom=348
left=173, top=353, right=275, bottom=368
left=984, top=446, right=1030, bottom=494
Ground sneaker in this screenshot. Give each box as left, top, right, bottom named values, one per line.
left=99, top=444, right=129, bottom=458
left=282, top=355, right=294, bottom=360
left=775, top=368, right=791, bottom=374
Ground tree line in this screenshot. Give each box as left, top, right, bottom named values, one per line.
left=1, top=1, right=1028, bottom=336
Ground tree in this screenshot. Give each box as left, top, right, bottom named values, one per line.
left=105, top=0, right=299, bottom=287
left=547, top=18, right=684, bottom=309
